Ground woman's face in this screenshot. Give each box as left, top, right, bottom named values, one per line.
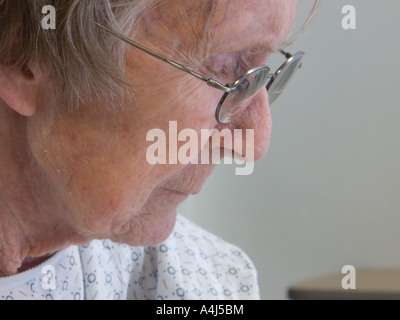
left=27, top=0, right=297, bottom=246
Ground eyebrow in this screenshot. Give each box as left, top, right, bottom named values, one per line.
left=215, top=39, right=282, bottom=67
left=249, top=42, right=280, bottom=55
left=244, top=29, right=295, bottom=56
left=235, top=42, right=281, bottom=69
left=238, top=44, right=279, bottom=62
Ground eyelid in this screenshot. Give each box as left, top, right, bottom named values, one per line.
left=211, top=61, right=242, bottom=83
left=203, top=53, right=237, bottom=75
left=240, top=48, right=271, bottom=67
left=203, top=48, right=269, bottom=82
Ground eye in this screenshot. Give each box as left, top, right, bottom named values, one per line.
left=203, top=53, right=239, bottom=80
left=216, top=64, right=229, bottom=77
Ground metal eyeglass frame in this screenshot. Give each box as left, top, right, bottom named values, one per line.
left=95, top=22, right=305, bottom=124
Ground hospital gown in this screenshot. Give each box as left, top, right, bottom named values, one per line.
left=0, top=215, right=260, bottom=300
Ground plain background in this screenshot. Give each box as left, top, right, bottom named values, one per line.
left=181, top=0, right=400, bottom=300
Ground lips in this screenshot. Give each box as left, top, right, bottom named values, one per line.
left=161, top=188, right=190, bottom=196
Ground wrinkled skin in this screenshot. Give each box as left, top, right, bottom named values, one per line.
left=0, top=0, right=297, bottom=276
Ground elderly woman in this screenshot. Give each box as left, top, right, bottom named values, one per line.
left=0, top=0, right=314, bottom=300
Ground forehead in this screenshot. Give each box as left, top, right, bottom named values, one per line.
left=142, top=0, right=297, bottom=56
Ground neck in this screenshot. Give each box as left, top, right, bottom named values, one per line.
left=0, top=106, right=86, bottom=277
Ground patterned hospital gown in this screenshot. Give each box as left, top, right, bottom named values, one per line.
left=0, top=216, right=259, bottom=300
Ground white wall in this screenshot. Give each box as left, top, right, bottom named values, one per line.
left=181, top=0, right=400, bottom=299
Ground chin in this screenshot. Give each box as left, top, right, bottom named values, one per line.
left=111, top=208, right=179, bottom=247
left=140, top=207, right=180, bottom=246
left=111, top=190, right=188, bottom=246
left=111, top=197, right=184, bottom=247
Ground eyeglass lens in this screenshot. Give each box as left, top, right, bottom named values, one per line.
left=216, top=52, right=304, bottom=124
left=217, top=67, right=270, bottom=124
left=267, top=52, right=304, bottom=105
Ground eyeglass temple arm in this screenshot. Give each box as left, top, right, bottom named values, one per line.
left=278, top=48, right=294, bottom=59
left=95, top=23, right=232, bottom=93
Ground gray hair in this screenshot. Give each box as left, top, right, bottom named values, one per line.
left=0, top=0, right=157, bottom=109
left=0, top=0, right=320, bottom=110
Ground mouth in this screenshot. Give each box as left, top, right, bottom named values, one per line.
left=160, top=188, right=192, bottom=197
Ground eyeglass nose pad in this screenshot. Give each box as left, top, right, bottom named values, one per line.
left=266, top=74, right=275, bottom=88
left=238, top=79, right=250, bottom=92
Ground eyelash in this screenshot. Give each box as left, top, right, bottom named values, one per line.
left=214, top=59, right=246, bottom=81
left=204, top=51, right=265, bottom=82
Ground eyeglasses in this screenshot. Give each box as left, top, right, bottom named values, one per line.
left=96, top=23, right=305, bottom=124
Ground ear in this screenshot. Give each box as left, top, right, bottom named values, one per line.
left=0, top=62, right=40, bottom=116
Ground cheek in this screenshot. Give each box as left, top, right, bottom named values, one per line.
left=143, top=80, right=218, bottom=127
left=125, top=48, right=220, bottom=129
left=27, top=64, right=221, bottom=236
left=129, top=74, right=222, bottom=170
left=27, top=109, right=162, bottom=234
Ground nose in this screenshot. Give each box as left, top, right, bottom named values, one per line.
left=215, top=89, right=272, bottom=163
